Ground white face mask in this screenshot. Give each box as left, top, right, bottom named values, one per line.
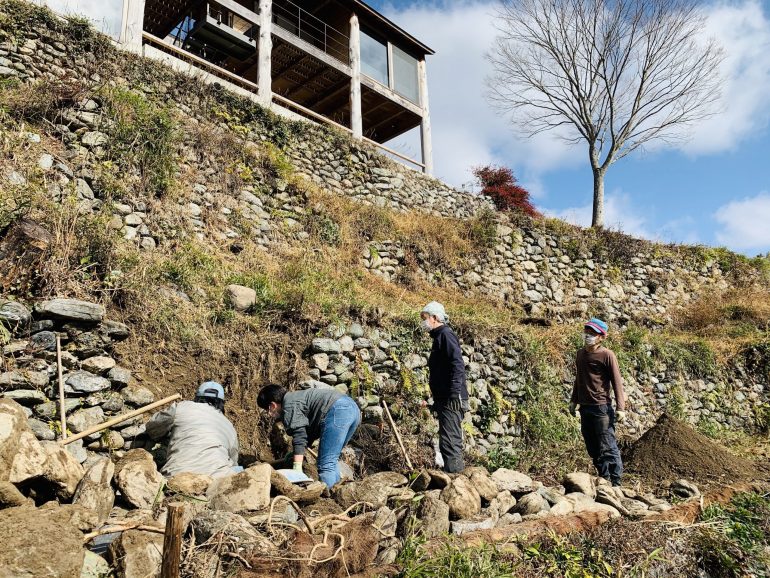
left=421, top=319, right=433, bottom=332
left=584, top=334, right=598, bottom=346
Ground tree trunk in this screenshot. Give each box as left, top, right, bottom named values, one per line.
left=591, top=167, right=605, bottom=228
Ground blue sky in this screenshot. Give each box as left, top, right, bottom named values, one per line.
left=370, top=0, right=770, bottom=256
left=41, top=0, right=770, bottom=255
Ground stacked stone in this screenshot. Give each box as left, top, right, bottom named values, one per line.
left=0, top=298, right=154, bottom=462
left=360, top=241, right=406, bottom=282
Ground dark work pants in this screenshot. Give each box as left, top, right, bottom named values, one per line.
left=435, top=399, right=466, bottom=473
left=579, top=404, right=623, bottom=485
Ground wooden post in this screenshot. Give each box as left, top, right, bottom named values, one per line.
left=381, top=400, right=413, bottom=470
left=59, top=393, right=181, bottom=446
left=257, top=0, right=273, bottom=107
left=119, top=0, right=146, bottom=54
left=418, top=58, right=433, bottom=175
left=160, top=503, right=185, bottom=578
left=349, top=14, right=363, bottom=139
left=56, top=335, right=67, bottom=440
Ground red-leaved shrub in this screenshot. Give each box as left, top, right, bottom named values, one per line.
left=473, top=165, right=540, bottom=217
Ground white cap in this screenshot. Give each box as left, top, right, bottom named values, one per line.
left=421, top=301, right=448, bottom=323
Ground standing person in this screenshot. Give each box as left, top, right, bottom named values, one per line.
left=145, top=381, right=241, bottom=478
left=257, top=384, right=361, bottom=489
left=570, top=318, right=627, bottom=487
left=421, top=301, right=469, bottom=473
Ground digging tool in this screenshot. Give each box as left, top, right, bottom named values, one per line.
left=56, top=335, right=67, bottom=440
left=381, top=399, right=413, bottom=470
left=59, top=393, right=182, bottom=445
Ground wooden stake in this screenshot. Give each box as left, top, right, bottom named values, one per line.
left=381, top=400, right=413, bottom=470
left=59, top=393, right=181, bottom=446
left=56, top=335, right=67, bottom=441
left=160, top=503, right=185, bottom=578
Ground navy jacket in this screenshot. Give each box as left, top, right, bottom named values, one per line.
left=428, top=324, right=468, bottom=402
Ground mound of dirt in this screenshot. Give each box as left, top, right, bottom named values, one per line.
left=625, top=413, right=759, bottom=487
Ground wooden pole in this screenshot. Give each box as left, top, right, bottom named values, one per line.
left=381, top=400, right=413, bottom=470
left=160, top=503, right=185, bottom=578
left=257, top=0, right=273, bottom=106
left=349, top=13, right=362, bottom=139
left=59, top=393, right=181, bottom=446
left=56, top=335, right=67, bottom=441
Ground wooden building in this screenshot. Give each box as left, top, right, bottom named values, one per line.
left=119, top=0, right=434, bottom=172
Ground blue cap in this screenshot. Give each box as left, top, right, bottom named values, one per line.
left=584, top=318, right=608, bottom=335
left=196, top=381, right=225, bottom=400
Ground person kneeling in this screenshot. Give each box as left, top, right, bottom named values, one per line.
left=257, top=384, right=361, bottom=489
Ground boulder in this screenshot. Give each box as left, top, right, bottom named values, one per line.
left=34, top=299, right=105, bottom=323
left=596, top=486, right=630, bottom=516
left=0, top=504, right=91, bottom=578
left=0, top=300, right=31, bottom=331
left=68, top=406, right=105, bottom=433
left=451, top=516, right=497, bottom=536
left=191, top=510, right=275, bottom=552
left=0, top=400, right=47, bottom=485
left=80, top=551, right=110, bottom=578
left=490, top=468, right=535, bottom=493
left=334, top=471, right=408, bottom=509
left=168, top=472, right=213, bottom=496
left=440, top=475, right=481, bottom=520
left=2, top=389, right=47, bottom=405
left=311, top=338, right=341, bottom=354
left=0, top=480, right=29, bottom=507
left=670, top=479, right=700, bottom=499
left=206, top=463, right=271, bottom=513
left=108, top=529, right=163, bottom=578
left=497, top=512, right=523, bottom=526
left=514, top=492, right=547, bottom=516
left=225, top=284, right=257, bottom=312
left=73, top=457, right=115, bottom=523
left=99, top=320, right=130, bottom=342
left=489, top=490, right=517, bottom=517
left=563, top=472, right=596, bottom=499
left=121, top=385, right=155, bottom=407
left=0, top=370, right=49, bottom=389
left=108, top=366, right=132, bottom=387
left=114, top=450, right=165, bottom=509
left=549, top=500, right=574, bottom=516
left=65, top=371, right=111, bottom=394
left=40, top=441, right=86, bottom=499
left=81, top=356, right=116, bottom=375
left=417, top=490, right=450, bottom=538
left=464, top=466, right=502, bottom=502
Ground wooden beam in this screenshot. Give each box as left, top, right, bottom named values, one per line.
left=349, top=13, right=362, bottom=138
left=286, top=67, right=337, bottom=100
left=120, top=0, right=146, bottom=53
left=257, top=0, right=272, bottom=106
left=310, top=82, right=350, bottom=114
left=418, top=58, right=433, bottom=175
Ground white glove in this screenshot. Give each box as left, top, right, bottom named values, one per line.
left=616, top=410, right=627, bottom=423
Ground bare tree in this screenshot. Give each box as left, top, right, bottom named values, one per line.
left=487, top=0, right=724, bottom=227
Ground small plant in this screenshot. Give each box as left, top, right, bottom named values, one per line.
left=473, top=165, right=539, bottom=217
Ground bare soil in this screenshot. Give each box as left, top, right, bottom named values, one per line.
left=625, top=413, right=761, bottom=488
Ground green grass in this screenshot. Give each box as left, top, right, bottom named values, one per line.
left=397, top=536, right=516, bottom=578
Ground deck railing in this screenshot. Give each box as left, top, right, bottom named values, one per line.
left=272, top=0, right=349, bottom=64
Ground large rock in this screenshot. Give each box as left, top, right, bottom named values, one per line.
left=81, top=551, right=110, bottom=578
left=417, top=490, right=450, bottom=538
left=114, top=450, right=165, bottom=509
left=0, top=300, right=31, bottom=331
left=65, top=371, right=111, bottom=394
left=270, top=469, right=326, bottom=504
left=68, top=406, right=105, bottom=433
left=334, top=471, right=408, bottom=509
left=0, top=369, right=49, bottom=389
left=121, top=385, right=155, bottom=407
left=451, top=516, right=497, bottom=536
left=81, top=356, right=116, bottom=375
left=206, top=463, right=271, bottom=513
left=514, top=492, right=547, bottom=516
left=671, top=479, right=701, bottom=499
left=563, top=472, right=596, bottom=499
left=311, top=338, right=341, bottom=354
left=34, top=299, right=105, bottom=323
left=40, top=441, right=85, bottom=499
left=463, top=466, right=499, bottom=502
left=489, top=490, right=517, bottom=517
left=490, top=468, right=535, bottom=493
left=0, top=504, right=89, bottom=578
left=0, top=480, right=29, bottom=507
left=73, top=457, right=115, bottom=523
left=108, top=529, right=163, bottom=578
left=191, top=510, right=275, bottom=552
left=0, top=399, right=47, bottom=485
left=440, top=475, right=481, bottom=520
left=167, top=472, right=213, bottom=496
left=2, top=389, right=47, bottom=405
left=225, top=284, right=257, bottom=312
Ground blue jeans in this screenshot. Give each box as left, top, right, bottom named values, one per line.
left=317, top=396, right=361, bottom=488
left=579, top=404, right=623, bottom=485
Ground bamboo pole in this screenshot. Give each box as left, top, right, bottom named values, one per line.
left=160, top=503, right=185, bottom=578
left=59, top=393, right=181, bottom=446
left=381, top=400, right=413, bottom=470
left=56, top=335, right=67, bottom=440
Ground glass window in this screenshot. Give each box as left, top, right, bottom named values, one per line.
left=392, top=46, right=419, bottom=104
left=361, top=30, right=388, bottom=86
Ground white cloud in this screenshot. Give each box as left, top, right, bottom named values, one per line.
left=34, top=0, right=123, bottom=38
left=714, top=192, right=770, bottom=252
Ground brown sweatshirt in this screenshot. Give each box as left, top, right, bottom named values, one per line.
left=571, top=346, right=626, bottom=410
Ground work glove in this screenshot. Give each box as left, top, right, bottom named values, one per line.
left=616, top=410, right=627, bottom=423
left=292, top=460, right=303, bottom=472
left=568, top=402, right=578, bottom=417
